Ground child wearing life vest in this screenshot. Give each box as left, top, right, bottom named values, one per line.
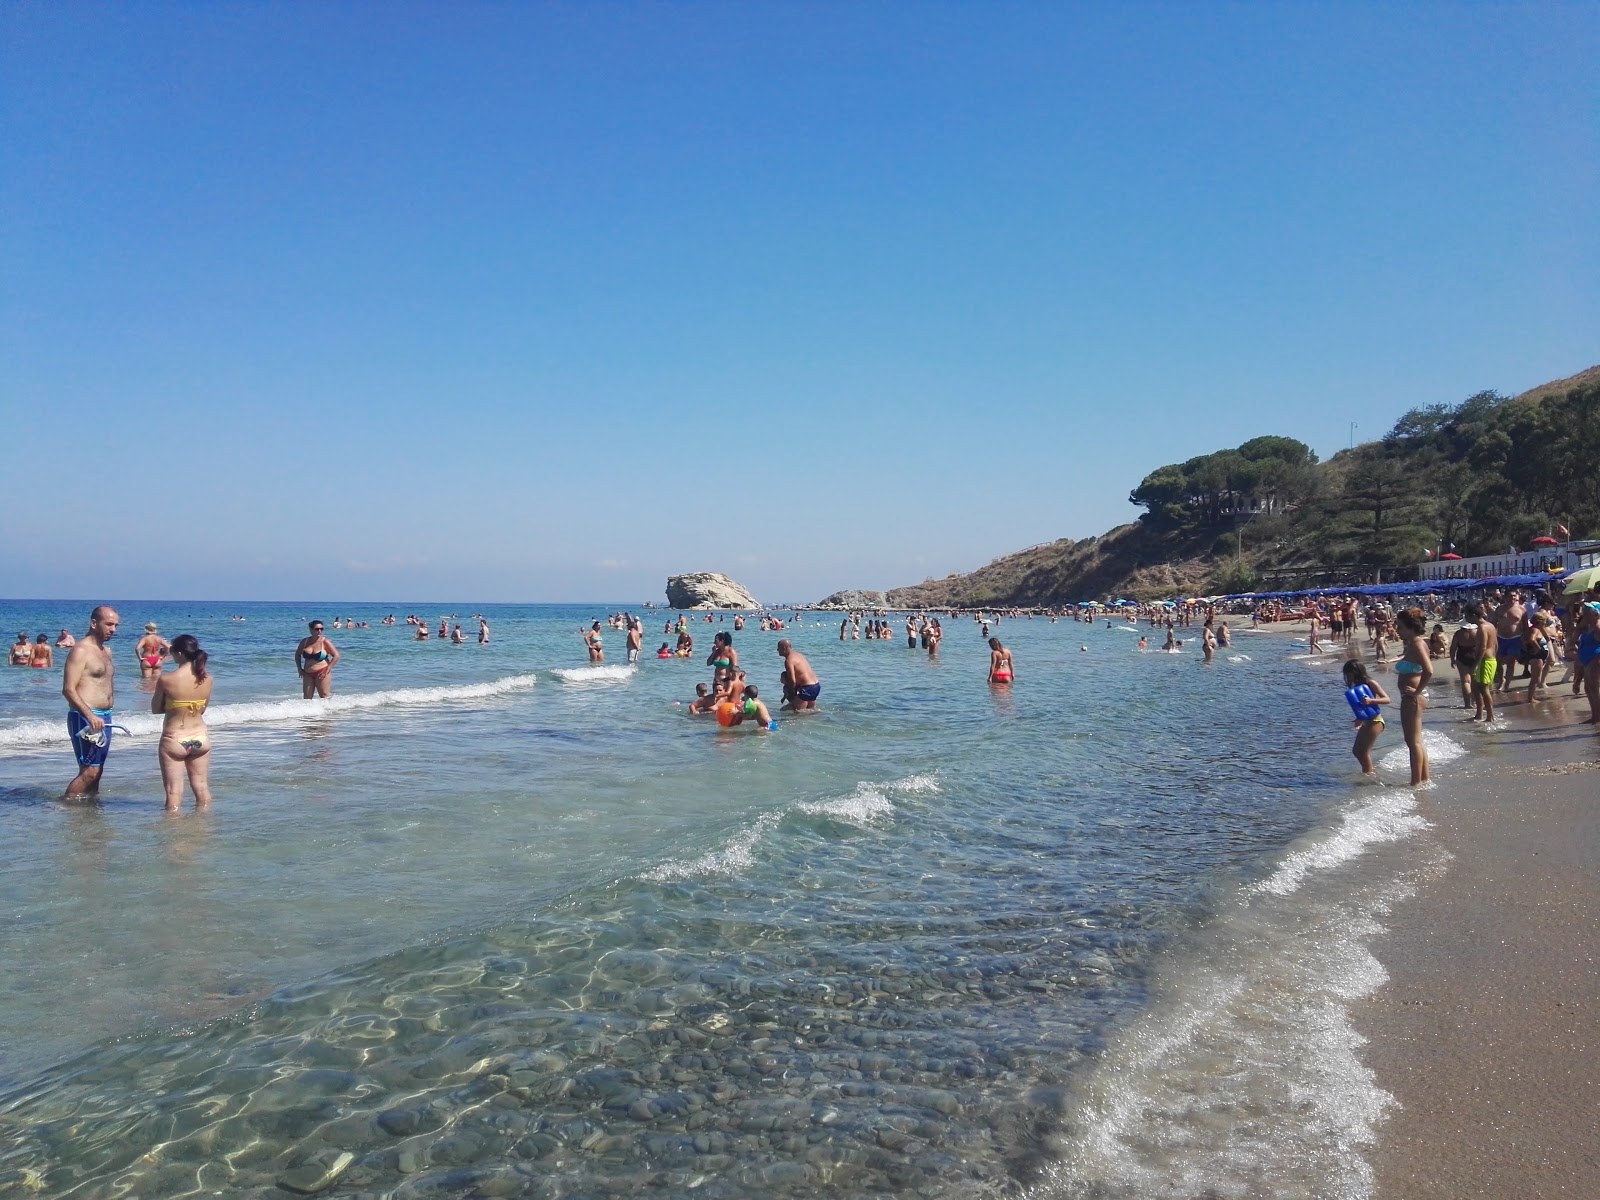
left=1342, top=659, right=1392, bottom=776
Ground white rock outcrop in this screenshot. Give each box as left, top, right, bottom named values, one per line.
left=665, top=572, right=761, bottom=610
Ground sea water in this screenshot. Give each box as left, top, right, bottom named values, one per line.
left=0, top=603, right=1452, bottom=1197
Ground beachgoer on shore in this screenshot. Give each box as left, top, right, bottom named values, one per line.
left=1394, top=607, right=1433, bottom=785
left=1466, top=603, right=1497, bottom=722
left=62, top=606, right=118, bottom=799
left=153, top=634, right=214, bottom=812
left=1342, top=659, right=1390, bottom=777
left=296, top=621, right=340, bottom=699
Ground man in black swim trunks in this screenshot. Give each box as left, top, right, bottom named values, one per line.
left=777, top=639, right=821, bottom=712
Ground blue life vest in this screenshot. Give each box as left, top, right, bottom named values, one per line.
left=1344, top=683, right=1381, bottom=721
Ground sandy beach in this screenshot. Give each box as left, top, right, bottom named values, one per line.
left=1360, top=749, right=1600, bottom=1198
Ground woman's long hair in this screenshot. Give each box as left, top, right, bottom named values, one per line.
left=170, top=633, right=208, bottom=682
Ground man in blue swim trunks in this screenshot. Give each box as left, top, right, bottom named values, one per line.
left=62, top=605, right=119, bottom=798
left=777, top=639, right=821, bottom=712
left=1492, top=591, right=1527, bottom=693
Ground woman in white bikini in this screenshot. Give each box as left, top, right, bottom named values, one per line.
left=152, top=633, right=214, bottom=812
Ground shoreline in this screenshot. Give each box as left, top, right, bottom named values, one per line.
left=1359, top=704, right=1599, bottom=1196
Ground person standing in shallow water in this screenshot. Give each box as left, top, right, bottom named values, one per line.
left=777, top=639, right=820, bottom=711
left=62, top=606, right=118, bottom=798
left=296, top=621, right=339, bottom=699
left=153, top=634, right=214, bottom=812
left=986, top=637, right=1014, bottom=684
left=1393, top=607, right=1433, bottom=786
left=1342, top=659, right=1390, bottom=777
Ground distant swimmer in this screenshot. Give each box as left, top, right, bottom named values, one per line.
left=1217, top=622, right=1230, bottom=648
left=657, top=642, right=673, bottom=659
left=415, top=623, right=430, bottom=640
left=1342, top=659, right=1391, bottom=777
left=55, top=628, right=76, bottom=648
left=134, top=622, right=169, bottom=678
left=584, top=621, right=604, bottom=662
left=987, top=637, right=1014, bottom=684
left=296, top=620, right=340, bottom=699
left=777, top=639, right=820, bottom=712
left=62, top=606, right=118, bottom=799
left=1138, top=636, right=1148, bottom=649
left=153, top=633, right=214, bottom=812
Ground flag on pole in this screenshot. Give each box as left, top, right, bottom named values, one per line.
left=1424, top=548, right=1434, bottom=558
left=1556, top=524, right=1570, bottom=539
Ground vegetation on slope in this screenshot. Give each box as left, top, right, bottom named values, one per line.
left=877, top=365, right=1599, bottom=607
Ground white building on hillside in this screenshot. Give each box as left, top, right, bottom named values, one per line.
left=1416, top=539, right=1600, bottom=581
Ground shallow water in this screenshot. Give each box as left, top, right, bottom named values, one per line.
left=0, top=604, right=1454, bottom=1197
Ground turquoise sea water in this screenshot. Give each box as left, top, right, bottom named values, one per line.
left=0, top=601, right=1461, bottom=1197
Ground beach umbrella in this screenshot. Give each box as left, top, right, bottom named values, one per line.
left=1440, top=553, right=1463, bottom=560
left=1531, top=536, right=1560, bottom=546
left=1562, top=565, right=1600, bottom=595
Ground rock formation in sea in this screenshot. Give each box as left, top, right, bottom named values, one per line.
left=665, top=572, right=761, bottom=610
left=813, top=589, right=888, bottom=611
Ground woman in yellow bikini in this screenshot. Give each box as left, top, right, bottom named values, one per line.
left=152, top=634, right=214, bottom=812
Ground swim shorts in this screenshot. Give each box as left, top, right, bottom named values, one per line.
left=1497, top=636, right=1522, bottom=661
left=67, top=708, right=113, bottom=769
left=794, top=683, right=821, bottom=703
left=1472, top=657, right=1497, bottom=687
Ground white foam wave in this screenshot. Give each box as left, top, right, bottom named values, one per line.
left=0, top=674, right=538, bottom=755
left=643, top=773, right=934, bottom=882
left=1226, top=654, right=1253, bottom=662
left=548, top=665, right=636, bottom=684
left=1034, top=797, right=1445, bottom=1200
left=642, top=813, right=780, bottom=881
left=1378, top=729, right=1467, bottom=773
left=1249, top=792, right=1429, bottom=898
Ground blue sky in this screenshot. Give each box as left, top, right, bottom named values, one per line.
left=3, top=3, right=1595, bottom=604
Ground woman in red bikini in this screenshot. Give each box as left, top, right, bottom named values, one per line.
left=987, top=637, right=1015, bottom=685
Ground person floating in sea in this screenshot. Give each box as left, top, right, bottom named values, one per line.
left=1393, top=607, right=1433, bottom=785
left=153, top=633, right=213, bottom=812
left=296, top=620, right=339, bottom=699
left=1342, top=659, right=1390, bottom=778
left=62, top=606, right=118, bottom=799
left=987, top=637, right=1014, bottom=685
left=134, top=622, right=169, bottom=679
left=777, top=639, right=820, bottom=711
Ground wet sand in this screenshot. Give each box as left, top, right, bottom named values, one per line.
left=1360, top=741, right=1600, bottom=1198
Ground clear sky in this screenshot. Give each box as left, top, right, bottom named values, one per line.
left=3, top=3, right=1595, bottom=604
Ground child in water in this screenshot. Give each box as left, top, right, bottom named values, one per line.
left=1342, top=660, right=1391, bottom=777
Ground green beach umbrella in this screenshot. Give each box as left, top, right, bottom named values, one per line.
left=1562, top=565, right=1600, bottom=595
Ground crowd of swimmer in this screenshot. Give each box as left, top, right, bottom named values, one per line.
left=575, top=610, right=818, bottom=730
